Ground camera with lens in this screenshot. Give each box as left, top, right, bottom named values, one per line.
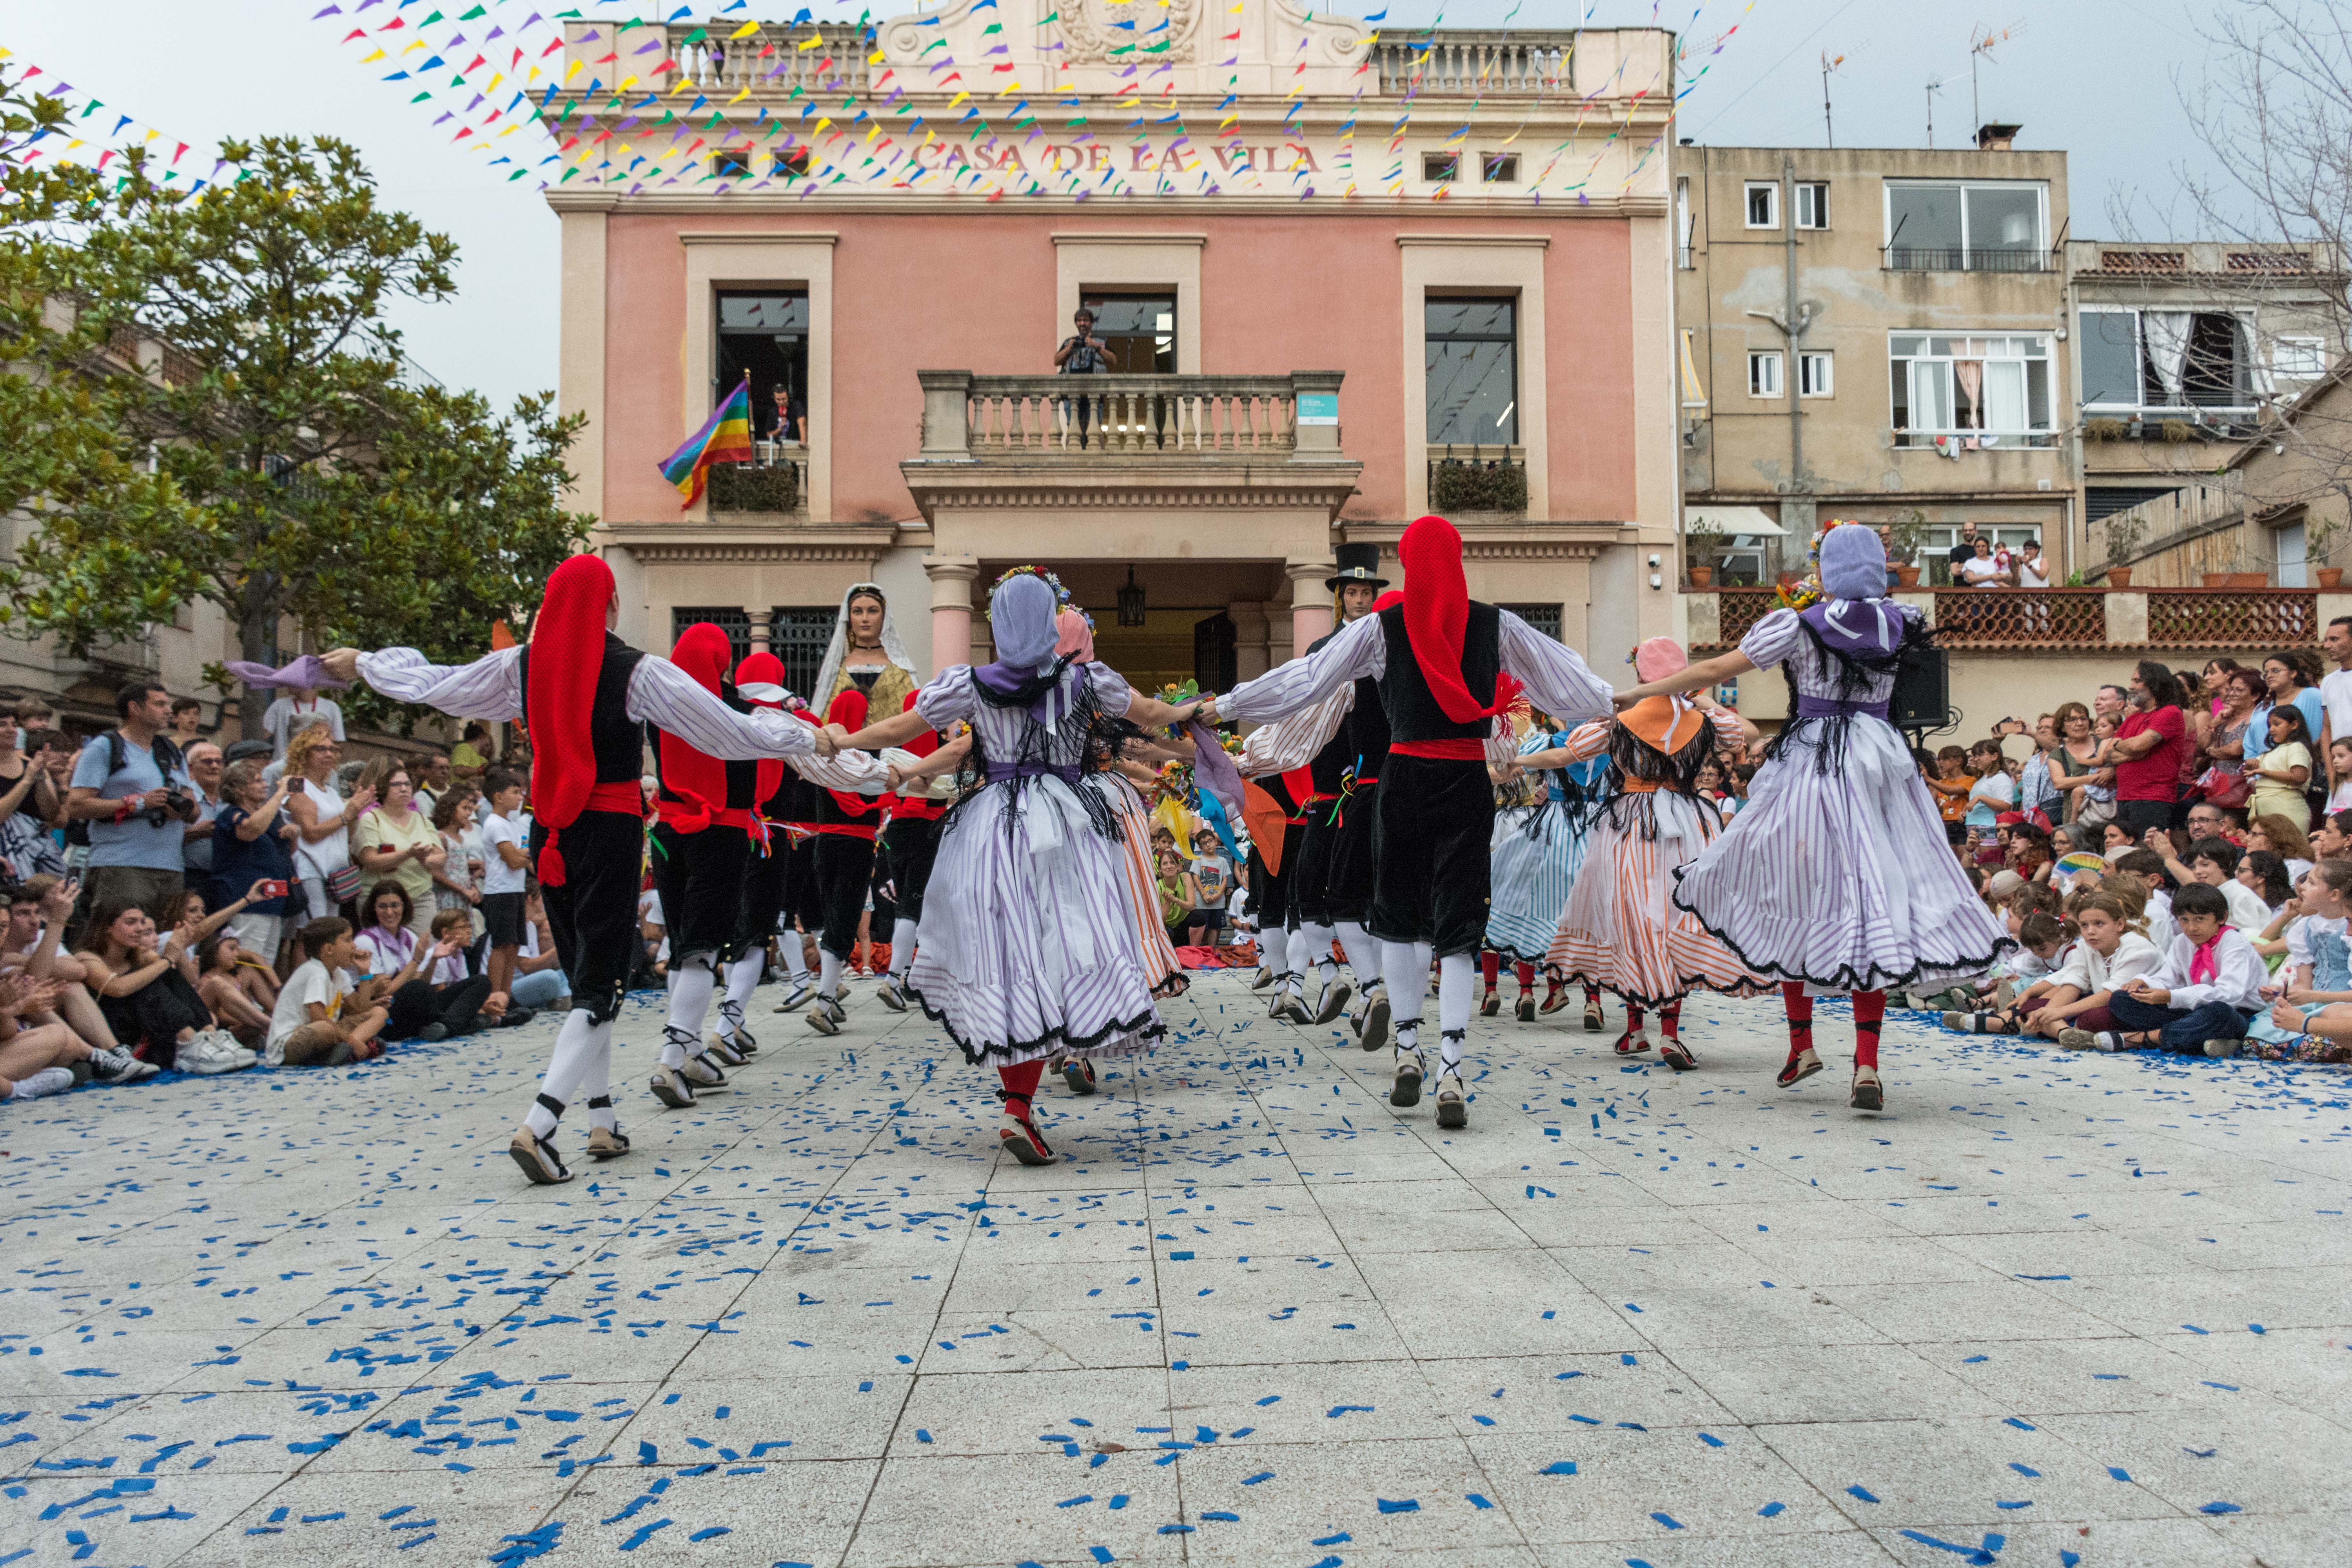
left=151, top=789, right=198, bottom=828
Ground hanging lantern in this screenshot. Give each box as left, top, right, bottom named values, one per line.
left=1116, top=564, right=1147, bottom=628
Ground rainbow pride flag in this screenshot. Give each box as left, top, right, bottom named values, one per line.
left=660, top=377, right=754, bottom=508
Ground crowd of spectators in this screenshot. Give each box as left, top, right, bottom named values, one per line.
left=0, top=679, right=564, bottom=1101
left=1925, top=617, right=2352, bottom=1064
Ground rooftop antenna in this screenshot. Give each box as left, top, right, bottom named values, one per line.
left=1821, top=51, right=1847, bottom=148
left=1970, top=22, right=2025, bottom=134
left=1926, top=76, right=1945, bottom=149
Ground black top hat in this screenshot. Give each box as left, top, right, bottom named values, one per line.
left=1327, top=542, right=1389, bottom=590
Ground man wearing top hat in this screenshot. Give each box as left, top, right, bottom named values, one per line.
left=1234, top=543, right=1396, bottom=1039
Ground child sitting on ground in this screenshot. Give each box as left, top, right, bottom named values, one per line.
left=1945, top=909, right=2071, bottom=1033
left=266, top=918, right=391, bottom=1068
left=2058, top=882, right=2263, bottom=1054
left=195, top=935, right=276, bottom=1049
left=2216, top=859, right=2352, bottom=1062
left=2018, top=888, right=2163, bottom=1043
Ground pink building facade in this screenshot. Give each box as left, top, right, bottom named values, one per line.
left=550, top=6, right=1682, bottom=695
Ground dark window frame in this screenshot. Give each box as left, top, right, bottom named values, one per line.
left=1424, top=294, right=1520, bottom=446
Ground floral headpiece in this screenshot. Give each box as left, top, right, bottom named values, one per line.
left=990, top=564, right=1072, bottom=610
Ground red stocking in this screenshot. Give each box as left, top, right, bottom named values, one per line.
left=1514, top=962, right=1535, bottom=991
left=1781, top=980, right=1814, bottom=1064
left=1480, top=951, right=1500, bottom=988
left=1659, top=998, right=1683, bottom=1039
left=1852, top=990, right=1885, bottom=1070
left=998, top=1060, right=1045, bottom=1111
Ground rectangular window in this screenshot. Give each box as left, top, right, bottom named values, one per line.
left=769, top=608, right=837, bottom=703
left=2274, top=336, right=2326, bottom=378
left=1080, top=291, right=1176, bottom=374
left=1675, top=176, right=1693, bottom=269
left=772, top=146, right=811, bottom=179
left=1480, top=152, right=1519, bottom=183
left=1499, top=603, right=1562, bottom=641
left=2079, top=309, right=2254, bottom=410
left=711, top=147, right=753, bottom=179
left=1884, top=181, right=2048, bottom=270
left=1744, top=181, right=1779, bottom=229
left=1423, top=151, right=1461, bottom=183
left=1425, top=297, right=1518, bottom=445
left=1918, top=525, right=2043, bottom=588
left=1888, top=332, right=2054, bottom=445
left=1748, top=351, right=1783, bottom=398
left=673, top=608, right=752, bottom=668
left=717, top=291, right=811, bottom=448
left=1800, top=352, right=1834, bottom=397
left=1795, top=181, right=1829, bottom=229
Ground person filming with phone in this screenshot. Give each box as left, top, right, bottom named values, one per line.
left=1053, top=305, right=1113, bottom=448
left=212, top=758, right=299, bottom=973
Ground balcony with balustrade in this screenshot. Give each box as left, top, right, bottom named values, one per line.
left=898, top=370, right=1363, bottom=550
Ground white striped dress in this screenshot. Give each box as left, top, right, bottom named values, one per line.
left=1485, top=730, right=1600, bottom=964
left=907, top=661, right=1164, bottom=1067
left=1547, top=708, right=1765, bottom=1005
left=1670, top=607, right=2011, bottom=993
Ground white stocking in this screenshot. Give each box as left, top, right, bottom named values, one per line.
left=720, top=948, right=764, bottom=1030
left=1336, top=922, right=1382, bottom=990
left=780, top=931, right=811, bottom=983
left=889, top=918, right=919, bottom=977
left=527, top=1010, right=610, bottom=1136
left=1381, top=940, right=1432, bottom=1027
left=1437, top=953, right=1475, bottom=1036
left=1287, top=926, right=1314, bottom=982
left=1303, top=922, right=1339, bottom=984
left=818, top=948, right=844, bottom=999
left=665, top=954, right=717, bottom=1047
left=579, top=1044, right=616, bottom=1132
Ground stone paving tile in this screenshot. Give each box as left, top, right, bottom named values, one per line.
left=1, top=971, right=2344, bottom=1566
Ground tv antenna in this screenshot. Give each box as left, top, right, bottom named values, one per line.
left=1970, top=21, right=2025, bottom=133
left=1926, top=76, right=1945, bottom=149
left=1821, top=51, right=1847, bottom=148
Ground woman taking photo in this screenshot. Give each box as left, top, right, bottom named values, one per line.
left=284, top=726, right=370, bottom=921
left=212, top=758, right=299, bottom=971
left=0, top=706, right=62, bottom=881
left=352, top=759, right=445, bottom=941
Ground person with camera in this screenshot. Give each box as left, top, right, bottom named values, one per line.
left=1053, top=305, right=1113, bottom=448
left=212, top=758, right=300, bottom=972
left=64, top=682, right=200, bottom=946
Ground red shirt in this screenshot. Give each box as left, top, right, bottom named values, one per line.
left=2114, top=705, right=2187, bottom=801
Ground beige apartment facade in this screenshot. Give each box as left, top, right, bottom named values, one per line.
left=1673, top=136, right=2074, bottom=586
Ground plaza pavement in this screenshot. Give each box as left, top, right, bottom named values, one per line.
left=3, top=967, right=2349, bottom=1568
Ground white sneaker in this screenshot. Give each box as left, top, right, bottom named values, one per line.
left=8, top=1065, right=74, bottom=1100
left=178, top=1035, right=247, bottom=1075
left=89, top=1047, right=159, bottom=1085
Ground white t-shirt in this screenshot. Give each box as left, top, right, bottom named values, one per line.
left=2321, top=668, right=2352, bottom=755
left=481, top=809, right=531, bottom=896
left=353, top=924, right=418, bottom=981
left=2015, top=555, right=2051, bottom=588
left=287, top=776, right=350, bottom=878
left=266, top=958, right=354, bottom=1065
left=2144, top=887, right=2178, bottom=954
left=1958, top=554, right=2006, bottom=587
left=2218, top=876, right=2274, bottom=933
left=262, top=695, right=347, bottom=759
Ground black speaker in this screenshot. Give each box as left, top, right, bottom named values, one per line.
left=1890, top=642, right=1949, bottom=730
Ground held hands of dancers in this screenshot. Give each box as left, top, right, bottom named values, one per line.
left=319, top=648, right=363, bottom=685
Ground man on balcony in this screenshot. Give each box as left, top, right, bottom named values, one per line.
left=1053, top=306, right=1112, bottom=448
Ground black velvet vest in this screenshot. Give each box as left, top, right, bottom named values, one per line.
left=518, top=632, right=644, bottom=784
left=1376, top=601, right=1502, bottom=745
left=1347, top=671, right=1392, bottom=777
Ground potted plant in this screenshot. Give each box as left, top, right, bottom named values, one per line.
left=2310, top=515, right=2341, bottom=589
left=2086, top=417, right=2127, bottom=442
left=1685, top=521, right=1726, bottom=588
left=2107, top=566, right=2134, bottom=588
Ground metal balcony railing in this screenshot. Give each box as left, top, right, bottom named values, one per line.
left=1690, top=585, right=2322, bottom=652
left=1884, top=247, right=2054, bottom=273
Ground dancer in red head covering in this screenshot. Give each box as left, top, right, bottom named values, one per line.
left=321, top=557, right=865, bottom=1184
left=799, top=685, right=890, bottom=1033
left=723, top=651, right=801, bottom=1033
left=1205, top=518, right=1615, bottom=1129
left=1544, top=636, right=1766, bottom=1069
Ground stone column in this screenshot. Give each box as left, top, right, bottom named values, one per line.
left=924, top=554, right=980, bottom=675
left=1229, top=600, right=1273, bottom=682
left=746, top=608, right=773, bottom=655
left=1285, top=560, right=1334, bottom=654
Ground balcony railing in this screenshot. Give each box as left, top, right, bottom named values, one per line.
left=1373, top=33, right=1577, bottom=94
left=1427, top=445, right=1528, bottom=513
left=1692, top=585, right=2322, bottom=653
left=1891, top=426, right=2061, bottom=450
left=1884, top=247, right=2054, bottom=274
left=707, top=445, right=806, bottom=514
left=918, top=372, right=1347, bottom=461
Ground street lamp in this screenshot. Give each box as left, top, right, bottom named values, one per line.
left=1116, top=564, right=1146, bottom=628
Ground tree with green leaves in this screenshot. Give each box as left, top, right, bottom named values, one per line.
left=0, top=129, right=590, bottom=735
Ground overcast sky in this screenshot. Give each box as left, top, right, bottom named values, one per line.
left=3, top=0, right=2251, bottom=418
